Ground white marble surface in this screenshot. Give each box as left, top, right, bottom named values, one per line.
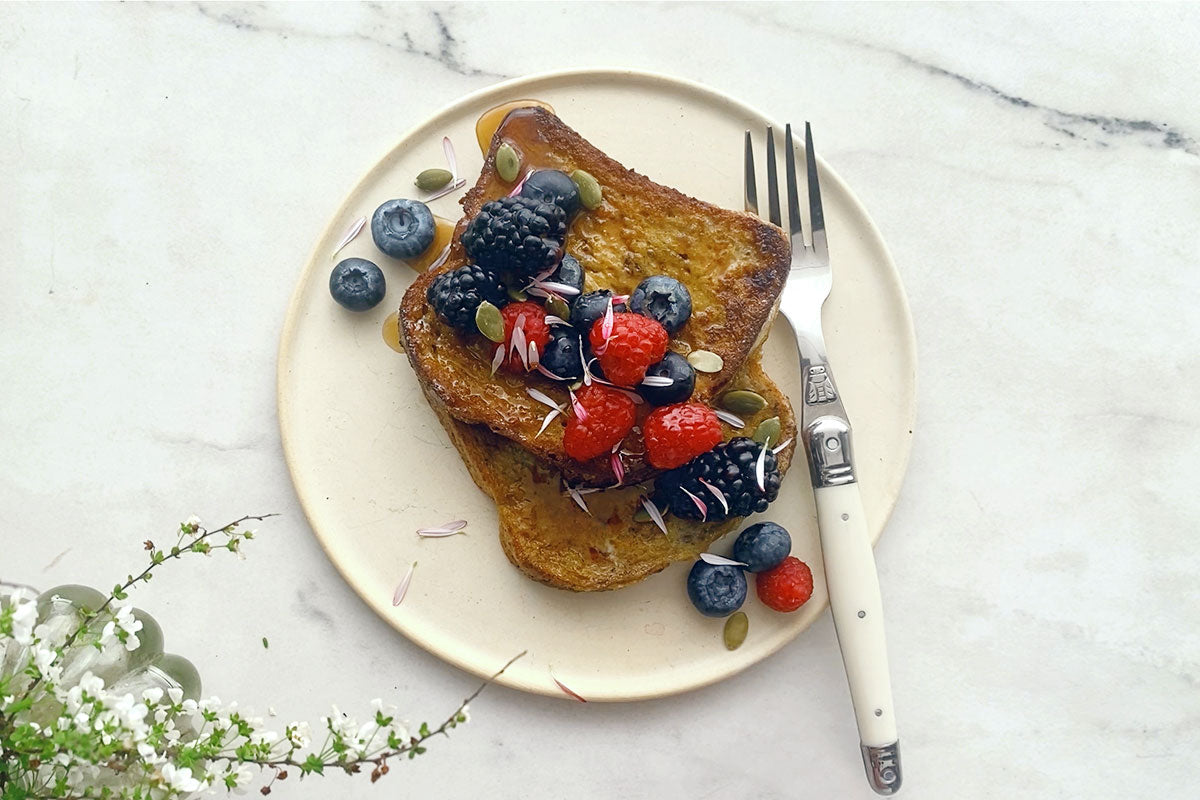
left=2, top=2, right=1198, bottom=797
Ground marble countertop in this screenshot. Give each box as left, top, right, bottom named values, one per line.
left=2, top=3, right=1197, bottom=797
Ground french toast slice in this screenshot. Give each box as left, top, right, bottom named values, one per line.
left=425, top=352, right=797, bottom=591
left=400, top=108, right=791, bottom=487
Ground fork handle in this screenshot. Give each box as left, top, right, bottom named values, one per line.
left=814, top=481, right=902, bottom=794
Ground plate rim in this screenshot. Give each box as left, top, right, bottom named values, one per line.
left=277, top=67, right=918, bottom=701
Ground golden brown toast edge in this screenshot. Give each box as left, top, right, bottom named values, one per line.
left=400, top=108, right=792, bottom=488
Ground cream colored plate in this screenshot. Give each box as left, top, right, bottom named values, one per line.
left=277, top=69, right=916, bottom=702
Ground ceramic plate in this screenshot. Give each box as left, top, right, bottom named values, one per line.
left=277, top=69, right=916, bottom=701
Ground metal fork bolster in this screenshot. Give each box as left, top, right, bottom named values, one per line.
left=803, top=415, right=856, bottom=488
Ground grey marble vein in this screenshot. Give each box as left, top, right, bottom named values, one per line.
left=192, top=1, right=509, bottom=80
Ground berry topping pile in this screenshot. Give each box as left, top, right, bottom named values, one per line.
left=562, top=385, right=637, bottom=461
left=419, top=160, right=786, bottom=523
left=684, top=522, right=812, bottom=627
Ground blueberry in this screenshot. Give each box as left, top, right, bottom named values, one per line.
left=570, top=289, right=626, bottom=334
left=371, top=199, right=435, bottom=259
left=630, top=275, right=692, bottom=333
left=732, top=522, right=792, bottom=573
left=686, top=561, right=747, bottom=618
left=540, top=327, right=585, bottom=380
left=552, top=254, right=585, bottom=296
left=520, top=169, right=581, bottom=217
left=640, top=351, right=696, bottom=405
left=329, top=258, right=386, bottom=311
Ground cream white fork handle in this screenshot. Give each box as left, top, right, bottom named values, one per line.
left=814, top=479, right=900, bottom=784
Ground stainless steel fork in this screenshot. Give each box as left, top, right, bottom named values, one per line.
left=746, top=123, right=902, bottom=795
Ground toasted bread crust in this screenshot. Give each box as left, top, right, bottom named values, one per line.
left=400, top=108, right=791, bottom=487
left=423, top=354, right=796, bottom=591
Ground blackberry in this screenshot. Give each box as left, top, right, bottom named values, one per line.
left=652, top=437, right=782, bottom=522
left=461, top=196, right=567, bottom=280
left=425, top=264, right=507, bottom=334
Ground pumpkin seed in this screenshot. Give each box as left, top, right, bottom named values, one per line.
left=545, top=295, right=570, bottom=320
left=507, top=285, right=528, bottom=302
left=496, top=142, right=521, bottom=183
left=567, top=380, right=583, bottom=391
left=633, top=507, right=652, bottom=523
left=721, top=390, right=767, bottom=415
left=752, top=416, right=782, bottom=447
left=570, top=169, right=603, bottom=210
left=723, top=612, right=749, bottom=651
left=475, top=301, right=505, bottom=342
left=414, top=168, right=453, bottom=192
left=687, top=350, right=724, bottom=373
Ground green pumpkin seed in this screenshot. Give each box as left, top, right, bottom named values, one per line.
left=415, top=168, right=453, bottom=192
left=507, top=285, right=528, bottom=302
left=723, top=612, right=749, bottom=651
left=570, top=169, right=603, bottom=210
left=496, top=143, right=521, bottom=183
left=475, top=301, right=505, bottom=342
left=545, top=295, right=570, bottom=320
left=567, top=380, right=583, bottom=391
left=752, top=416, right=782, bottom=447
left=721, top=390, right=767, bottom=416
left=687, top=350, right=724, bottom=373
left=633, top=507, right=652, bottom=523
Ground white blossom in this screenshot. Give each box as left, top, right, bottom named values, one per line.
left=161, top=763, right=202, bottom=792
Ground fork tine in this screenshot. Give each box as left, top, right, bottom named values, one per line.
left=743, top=131, right=758, bottom=215
left=784, top=124, right=803, bottom=247
left=765, top=127, right=781, bottom=227
left=804, top=122, right=827, bottom=256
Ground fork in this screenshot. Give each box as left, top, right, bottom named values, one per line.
left=745, top=123, right=902, bottom=795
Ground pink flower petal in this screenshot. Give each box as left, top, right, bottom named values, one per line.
left=534, top=281, right=581, bottom=297
left=416, top=519, right=467, bottom=536
left=641, top=375, right=675, bottom=387
left=713, top=409, right=745, bottom=429
left=698, top=478, right=730, bottom=516
left=601, top=298, right=615, bottom=340
left=507, top=169, right=532, bottom=197
left=545, top=315, right=570, bottom=327
left=536, top=407, right=561, bottom=437
left=755, top=441, right=768, bottom=492
left=567, top=486, right=591, bottom=515
left=526, top=387, right=564, bottom=411
left=579, top=339, right=593, bottom=386
left=640, top=496, right=668, bottom=535
left=427, top=240, right=453, bottom=270
left=772, top=437, right=794, bottom=455
left=330, top=216, right=366, bottom=260
left=551, top=673, right=587, bottom=703
left=699, top=553, right=748, bottom=567
left=681, top=486, right=708, bottom=521
left=490, top=345, right=505, bottom=376
left=611, top=294, right=630, bottom=305
left=443, top=136, right=458, bottom=179
left=424, top=178, right=467, bottom=203
left=528, top=341, right=539, bottom=368
left=569, top=388, right=588, bottom=421
left=610, top=451, right=625, bottom=485
left=392, top=562, right=416, bottom=606
left=535, top=364, right=569, bottom=381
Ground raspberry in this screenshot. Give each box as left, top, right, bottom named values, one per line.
left=562, top=384, right=637, bottom=462
left=643, top=403, right=723, bottom=469
left=588, top=312, right=668, bottom=387
left=755, top=556, right=814, bottom=612
left=493, top=302, right=551, bottom=374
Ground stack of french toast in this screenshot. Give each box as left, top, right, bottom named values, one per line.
left=399, top=107, right=796, bottom=591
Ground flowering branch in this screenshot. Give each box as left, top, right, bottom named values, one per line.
left=0, top=514, right=517, bottom=798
